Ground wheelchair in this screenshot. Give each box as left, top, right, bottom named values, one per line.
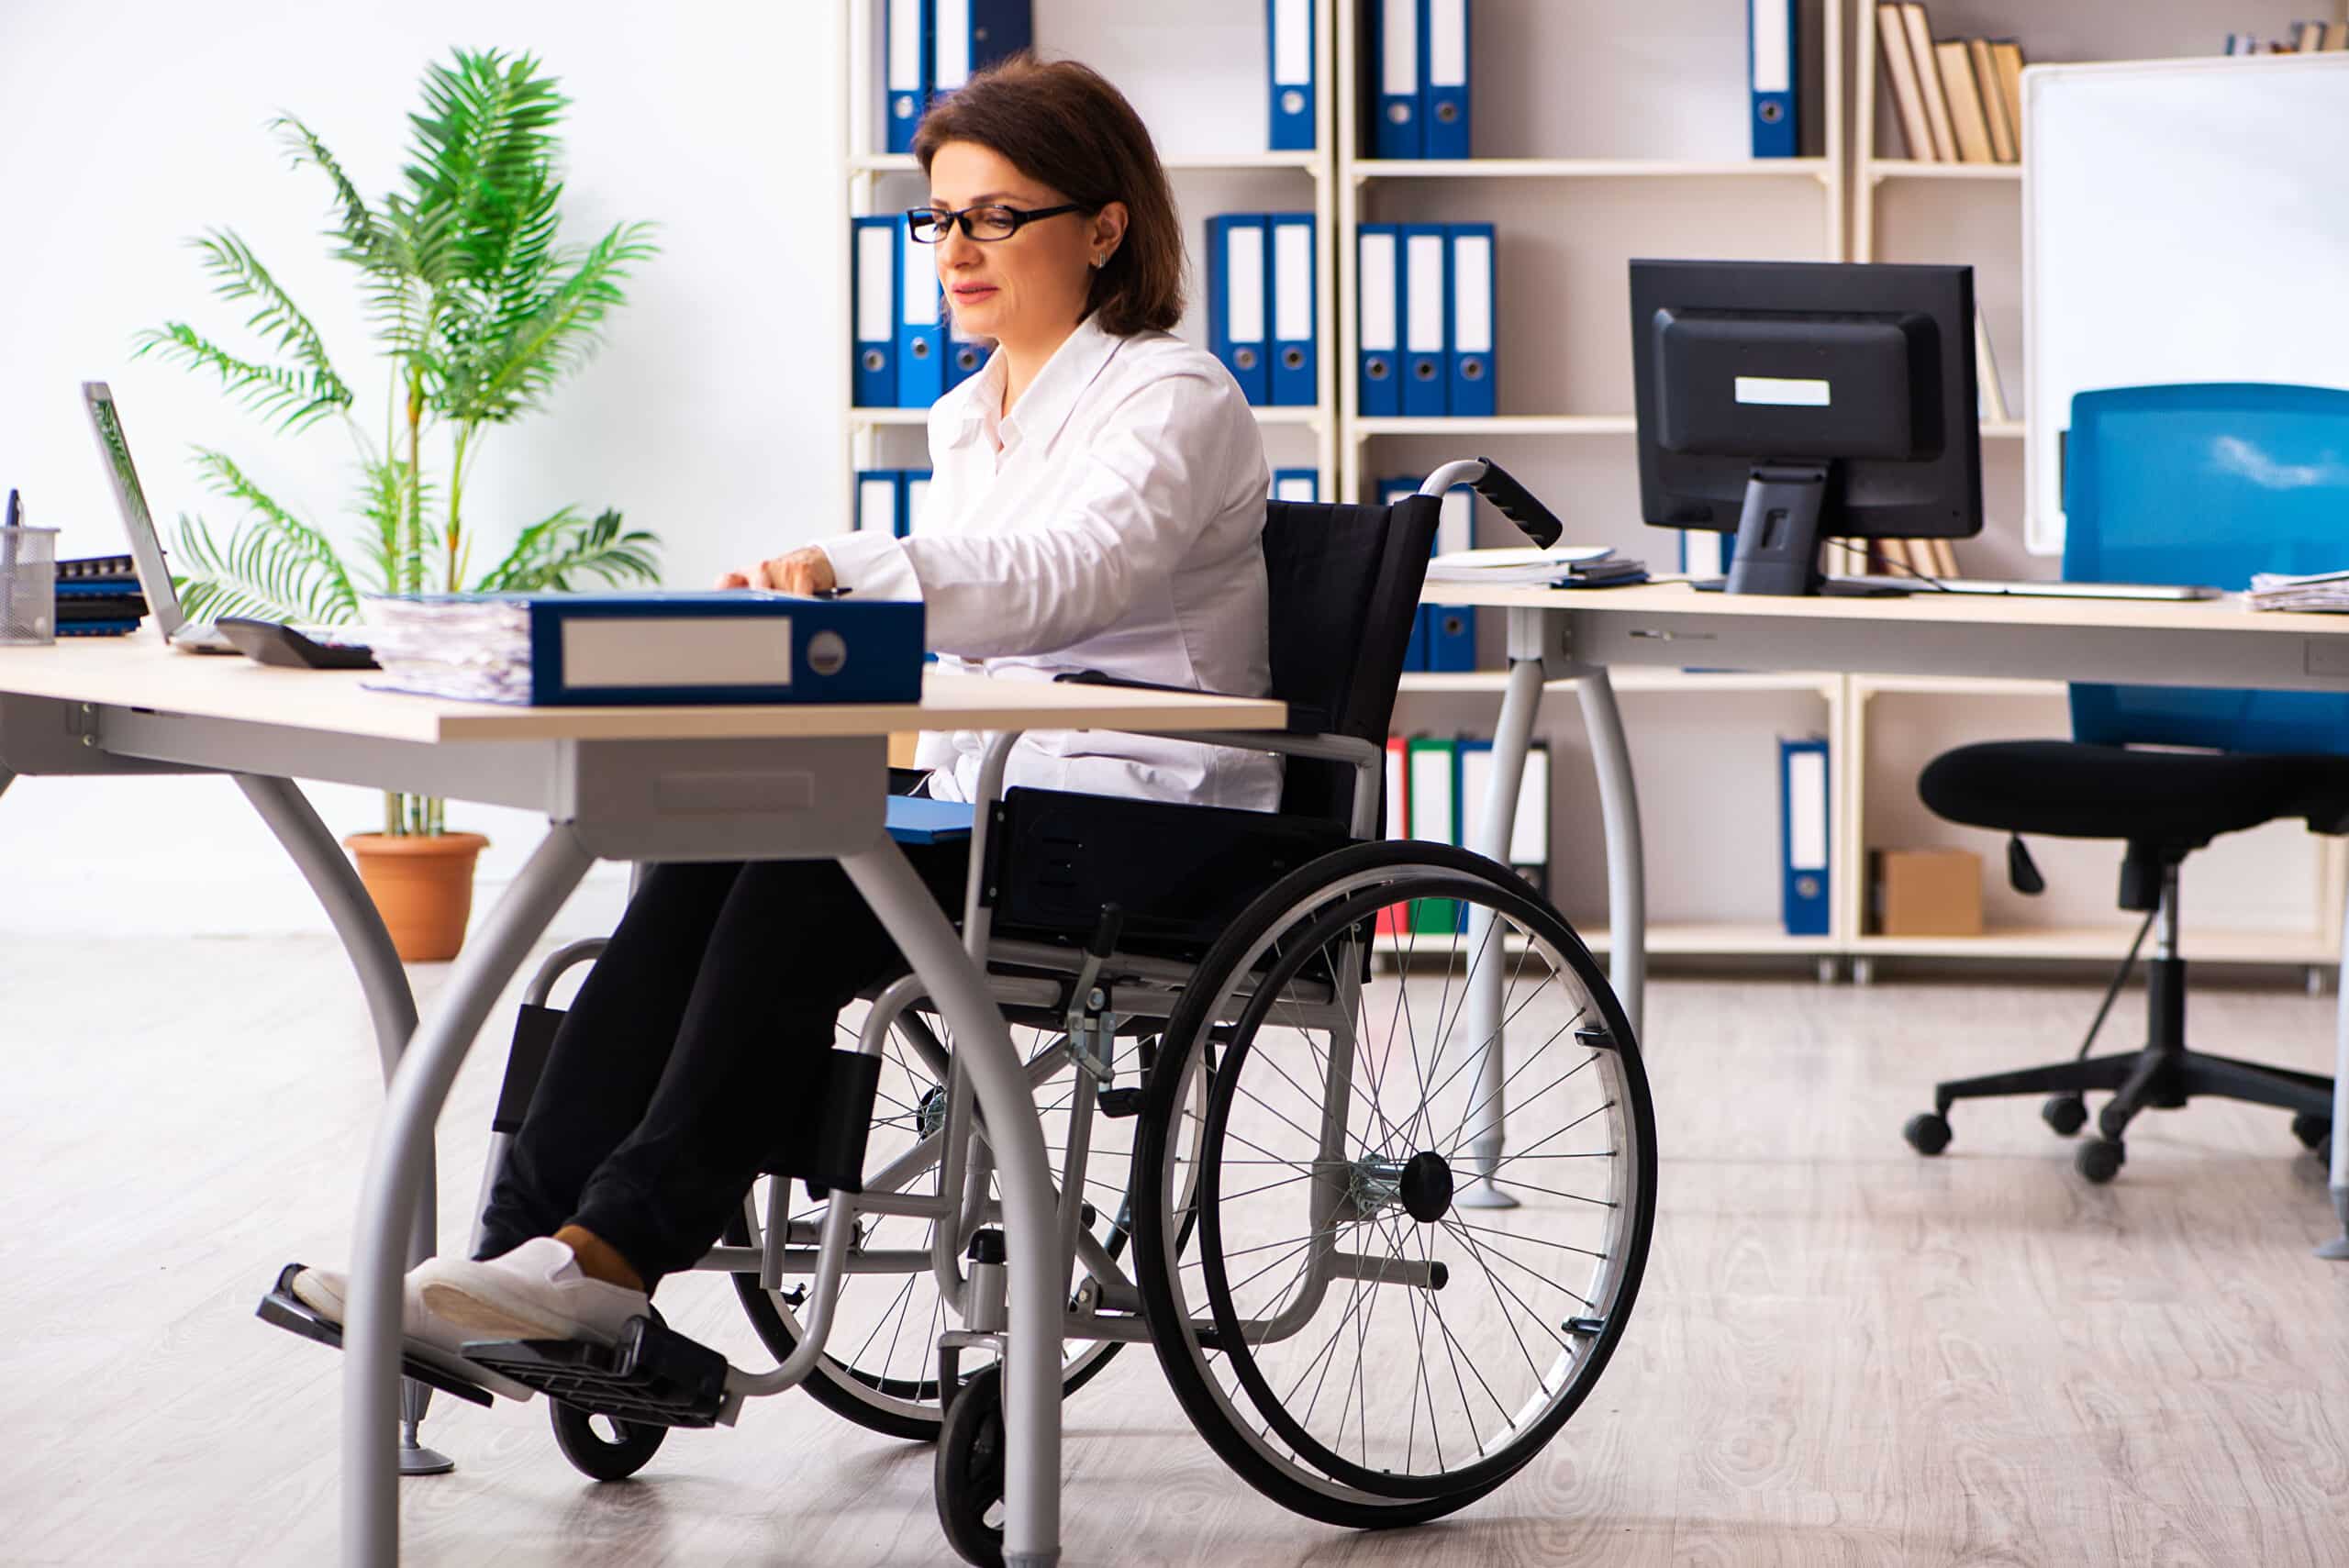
left=267, top=459, right=1659, bottom=1566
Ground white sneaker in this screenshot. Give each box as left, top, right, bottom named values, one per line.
left=414, top=1236, right=651, bottom=1346
left=289, top=1264, right=474, bottom=1359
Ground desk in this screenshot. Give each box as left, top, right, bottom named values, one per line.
left=0, top=639, right=1287, bottom=1568
left=1426, top=581, right=2349, bottom=1256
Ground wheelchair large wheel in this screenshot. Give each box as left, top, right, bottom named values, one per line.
left=731, top=1005, right=1208, bottom=1441
left=1132, top=840, right=1657, bottom=1528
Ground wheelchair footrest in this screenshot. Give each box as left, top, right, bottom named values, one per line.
left=257, top=1262, right=500, bottom=1409
left=462, top=1315, right=729, bottom=1429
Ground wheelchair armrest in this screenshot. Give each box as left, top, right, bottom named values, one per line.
left=1053, top=669, right=1329, bottom=735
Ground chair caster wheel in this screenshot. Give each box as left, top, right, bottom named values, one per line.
left=2291, top=1113, right=2332, bottom=1153
left=1904, top=1112, right=1952, bottom=1156
left=550, top=1402, right=666, bottom=1481
left=2076, top=1138, right=2125, bottom=1184
left=2042, top=1095, right=2088, bottom=1137
left=935, top=1366, right=1006, bottom=1567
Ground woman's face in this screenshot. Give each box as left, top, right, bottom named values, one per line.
left=925, top=139, right=1124, bottom=349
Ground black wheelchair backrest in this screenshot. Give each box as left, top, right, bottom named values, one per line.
left=1262, top=495, right=1442, bottom=822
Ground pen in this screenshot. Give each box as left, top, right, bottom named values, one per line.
left=813, top=586, right=854, bottom=599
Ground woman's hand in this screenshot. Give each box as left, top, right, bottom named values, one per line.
left=717, top=546, right=838, bottom=595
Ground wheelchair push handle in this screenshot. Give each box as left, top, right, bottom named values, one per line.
left=1417, top=458, right=1564, bottom=550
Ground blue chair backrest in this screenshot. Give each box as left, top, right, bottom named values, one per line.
left=2065, top=383, right=2349, bottom=756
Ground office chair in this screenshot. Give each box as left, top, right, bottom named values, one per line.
left=1902, top=384, right=2346, bottom=1183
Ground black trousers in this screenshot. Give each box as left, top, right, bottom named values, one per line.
left=475, top=839, right=971, bottom=1288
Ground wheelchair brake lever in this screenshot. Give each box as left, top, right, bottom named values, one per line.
left=1063, top=904, right=1124, bottom=1083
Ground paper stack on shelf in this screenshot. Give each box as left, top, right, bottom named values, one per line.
left=2248, top=569, right=2349, bottom=612
left=1423, top=545, right=1626, bottom=588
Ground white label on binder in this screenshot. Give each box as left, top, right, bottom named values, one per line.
left=1359, top=231, right=1397, bottom=351
left=1438, top=488, right=1473, bottom=554
left=1513, top=748, right=1550, bottom=864
left=887, top=0, right=922, bottom=92
left=905, top=476, right=930, bottom=531
left=562, top=617, right=795, bottom=688
left=1384, top=745, right=1407, bottom=840
left=1408, top=747, right=1456, bottom=845
left=1751, top=0, right=1791, bottom=93
left=1737, top=375, right=1831, bottom=406
left=1406, top=231, right=1445, bottom=352
left=1272, top=221, right=1312, bottom=341
left=1226, top=223, right=1265, bottom=342
left=1273, top=0, right=1310, bottom=85
left=1452, top=231, right=1492, bottom=352
left=1787, top=748, right=1827, bottom=869
left=1275, top=474, right=1317, bottom=502
left=857, top=226, right=894, bottom=342
left=858, top=474, right=897, bottom=534
left=904, top=229, right=940, bottom=326
left=1429, top=0, right=1467, bottom=86
left=1381, top=0, right=1417, bottom=95
left=934, top=0, right=972, bottom=90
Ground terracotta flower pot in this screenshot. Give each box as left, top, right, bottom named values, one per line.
left=344, top=831, right=491, bottom=962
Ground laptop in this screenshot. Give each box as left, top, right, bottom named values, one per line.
left=82, top=381, right=239, bottom=654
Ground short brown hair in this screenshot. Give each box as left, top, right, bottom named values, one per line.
left=914, top=56, right=1185, bottom=337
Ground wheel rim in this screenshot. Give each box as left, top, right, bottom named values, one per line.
left=1142, top=859, right=1654, bottom=1507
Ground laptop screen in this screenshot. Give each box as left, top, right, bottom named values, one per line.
left=81, top=382, right=185, bottom=640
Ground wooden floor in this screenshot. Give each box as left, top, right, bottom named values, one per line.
left=6, top=928, right=2346, bottom=1567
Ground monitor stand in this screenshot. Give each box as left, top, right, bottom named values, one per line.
left=1719, top=462, right=1908, bottom=597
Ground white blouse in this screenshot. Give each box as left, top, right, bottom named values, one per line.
left=822, top=316, right=1284, bottom=813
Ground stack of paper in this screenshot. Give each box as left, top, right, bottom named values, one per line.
left=1423, top=545, right=1627, bottom=588
left=360, top=595, right=537, bottom=703
left=2248, top=570, right=2349, bottom=613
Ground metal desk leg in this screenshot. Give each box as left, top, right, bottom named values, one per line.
left=1577, top=667, right=1647, bottom=1043
left=1460, top=656, right=1547, bottom=1210
left=341, top=828, right=595, bottom=1568
left=2321, top=878, right=2349, bottom=1262
left=234, top=775, right=451, bottom=1473
left=843, top=840, right=1061, bottom=1568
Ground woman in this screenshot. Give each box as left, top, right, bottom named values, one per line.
left=292, top=55, right=1276, bottom=1349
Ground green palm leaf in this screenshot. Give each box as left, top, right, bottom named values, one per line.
left=188, top=228, right=351, bottom=400
left=473, top=506, right=660, bottom=593
left=470, top=220, right=660, bottom=418
left=131, top=321, right=350, bottom=433
left=185, top=448, right=360, bottom=622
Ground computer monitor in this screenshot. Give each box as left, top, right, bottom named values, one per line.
left=1630, top=259, right=1982, bottom=595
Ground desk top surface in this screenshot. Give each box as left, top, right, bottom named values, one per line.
left=0, top=640, right=1288, bottom=745
left=1428, top=578, right=2349, bottom=636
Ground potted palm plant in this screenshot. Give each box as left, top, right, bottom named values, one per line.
left=138, top=48, right=662, bottom=961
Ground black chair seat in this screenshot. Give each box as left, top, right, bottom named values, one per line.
left=1920, top=740, right=2349, bottom=848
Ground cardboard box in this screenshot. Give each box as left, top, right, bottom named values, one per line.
left=1870, top=848, right=1984, bottom=937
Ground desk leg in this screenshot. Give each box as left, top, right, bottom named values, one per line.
left=233, top=776, right=451, bottom=1472
left=1459, top=656, right=1546, bottom=1210
left=843, top=840, right=1061, bottom=1568
left=341, top=828, right=594, bottom=1568
left=1577, top=668, right=1647, bottom=1043
left=2322, top=879, right=2349, bottom=1262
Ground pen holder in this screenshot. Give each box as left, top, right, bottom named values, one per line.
left=0, top=526, right=59, bottom=646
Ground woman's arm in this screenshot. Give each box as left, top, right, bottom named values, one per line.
left=820, top=372, right=1254, bottom=660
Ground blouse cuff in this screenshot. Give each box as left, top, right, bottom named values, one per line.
left=819, top=529, right=926, bottom=604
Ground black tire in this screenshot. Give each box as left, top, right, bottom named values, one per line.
left=1130, top=840, right=1656, bottom=1529
left=934, top=1366, right=1007, bottom=1567
left=2076, top=1137, right=2125, bottom=1184
left=549, top=1400, right=666, bottom=1481
left=2041, top=1095, right=2088, bottom=1138
left=2290, top=1113, right=2332, bottom=1153
left=1904, top=1112, right=1953, bottom=1156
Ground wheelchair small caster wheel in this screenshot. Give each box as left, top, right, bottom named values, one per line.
left=2076, top=1138, right=2125, bottom=1184
left=2042, top=1095, right=2088, bottom=1138
left=2291, top=1113, right=2332, bottom=1153
left=550, top=1402, right=666, bottom=1481
left=1904, top=1112, right=1952, bottom=1156
left=935, top=1365, right=1006, bottom=1567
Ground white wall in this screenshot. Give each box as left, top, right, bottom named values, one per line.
left=0, top=0, right=844, bottom=933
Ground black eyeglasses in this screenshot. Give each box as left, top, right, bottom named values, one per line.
left=906, top=203, right=1089, bottom=244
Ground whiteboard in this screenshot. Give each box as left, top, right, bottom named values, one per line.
left=2023, top=53, right=2349, bottom=554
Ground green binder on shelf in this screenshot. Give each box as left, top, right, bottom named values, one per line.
left=1406, top=736, right=1461, bottom=934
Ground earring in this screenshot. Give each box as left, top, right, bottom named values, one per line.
left=1090, top=254, right=1106, bottom=268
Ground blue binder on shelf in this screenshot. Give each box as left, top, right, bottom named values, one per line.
left=930, top=0, right=1031, bottom=111
left=898, top=221, right=945, bottom=406
left=1748, top=0, right=1798, bottom=158
left=885, top=0, right=931, bottom=155
left=1357, top=224, right=1401, bottom=417
left=1778, top=736, right=1831, bottom=936
left=1400, top=223, right=1450, bottom=417
left=1677, top=529, right=1737, bottom=578
left=1445, top=222, right=1495, bottom=417
left=900, top=469, right=931, bottom=538
left=852, top=217, right=900, bottom=408
left=1266, top=0, right=1316, bottom=151
left=1422, top=0, right=1470, bottom=160
left=855, top=469, right=902, bottom=539
left=1372, top=0, right=1421, bottom=159
left=1208, top=214, right=1271, bottom=405
left=1271, top=467, right=1319, bottom=503
left=945, top=319, right=988, bottom=393
left=1268, top=212, right=1317, bottom=406
left=1425, top=484, right=1476, bottom=671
